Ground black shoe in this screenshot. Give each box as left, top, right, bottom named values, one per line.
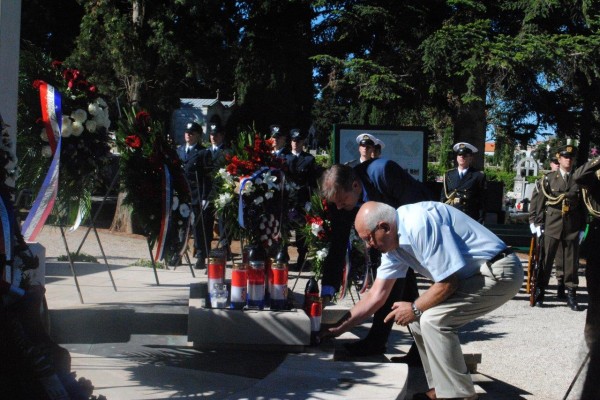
left=343, top=338, right=386, bottom=357
left=194, top=256, right=205, bottom=270
left=534, top=288, right=545, bottom=307
left=567, top=289, right=581, bottom=311
left=390, top=343, right=422, bottom=367
left=168, top=254, right=180, bottom=267
left=557, top=282, right=566, bottom=299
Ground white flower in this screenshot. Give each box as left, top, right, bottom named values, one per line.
left=255, top=178, right=263, bottom=185
left=61, top=116, right=73, bottom=137
left=41, top=145, right=52, bottom=158
left=265, top=191, right=274, bottom=200
left=253, top=196, right=264, bottom=205
left=243, top=181, right=255, bottom=194
left=71, top=109, right=88, bottom=123
left=311, top=222, right=324, bottom=237
left=172, top=196, right=179, bottom=210
left=262, top=171, right=278, bottom=190
left=88, top=102, right=100, bottom=116
left=260, top=234, right=268, bottom=241
left=71, top=121, right=84, bottom=136
left=179, top=203, right=190, bottom=218
left=216, top=193, right=233, bottom=208
left=40, top=129, right=49, bottom=142
left=265, top=228, right=271, bottom=235
left=259, top=222, right=265, bottom=230
left=304, top=201, right=312, bottom=212
left=316, top=248, right=329, bottom=261
left=96, top=97, right=108, bottom=108
left=85, top=119, right=97, bottom=133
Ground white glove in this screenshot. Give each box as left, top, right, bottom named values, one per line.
left=536, top=226, right=542, bottom=238
left=579, top=231, right=586, bottom=244
left=530, top=223, right=536, bottom=235
left=202, top=200, right=208, bottom=210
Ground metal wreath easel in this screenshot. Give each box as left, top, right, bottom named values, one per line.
left=57, top=172, right=120, bottom=303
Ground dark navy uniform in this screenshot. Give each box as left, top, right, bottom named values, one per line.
left=441, top=142, right=487, bottom=223
left=441, top=167, right=487, bottom=223
left=176, top=123, right=213, bottom=268
left=286, top=129, right=319, bottom=268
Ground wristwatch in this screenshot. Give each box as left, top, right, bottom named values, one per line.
left=411, top=303, right=423, bottom=318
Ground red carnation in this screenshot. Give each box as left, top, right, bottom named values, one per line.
left=32, top=80, right=45, bottom=89
left=51, top=60, right=63, bottom=69
left=125, top=135, right=142, bottom=149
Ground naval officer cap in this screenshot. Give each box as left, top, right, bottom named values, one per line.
left=453, top=142, right=478, bottom=155
left=209, top=122, right=223, bottom=135
left=356, top=133, right=376, bottom=147
left=290, top=128, right=305, bottom=141
left=556, top=145, right=577, bottom=158
left=270, top=124, right=285, bottom=138
left=185, top=122, right=203, bottom=134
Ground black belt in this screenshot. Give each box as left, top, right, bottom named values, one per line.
left=488, top=248, right=513, bottom=264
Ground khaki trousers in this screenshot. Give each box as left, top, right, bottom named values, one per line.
left=409, top=254, right=523, bottom=398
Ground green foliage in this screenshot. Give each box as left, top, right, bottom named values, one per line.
left=57, top=253, right=98, bottom=263
left=427, top=162, right=446, bottom=182
left=130, top=258, right=166, bottom=269
left=484, top=167, right=515, bottom=192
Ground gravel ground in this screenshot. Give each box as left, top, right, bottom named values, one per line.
left=36, top=226, right=591, bottom=399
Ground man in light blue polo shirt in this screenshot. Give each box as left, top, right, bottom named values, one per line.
left=323, top=201, right=523, bottom=400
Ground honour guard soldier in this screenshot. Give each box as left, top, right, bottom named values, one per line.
left=345, top=133, right=377, bottom=167
left=208, top=123, right=233, bottom=251
left=537, top=145, right=586, bottom=310
left=175, top=122, right=213, bottom=269
left=270, top=124, right=290, bottom=159
left=286, top=129, right=319, bottom=269
left=441, top=142, right=487, bottom=223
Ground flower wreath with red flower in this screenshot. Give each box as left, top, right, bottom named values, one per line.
left=115, top=108, right=191, bottom=252
left=299, top=192, right=334, bottom=279
left=211, top=132, right=298, bottom=251
left=17, top=60, right=112, bottom=227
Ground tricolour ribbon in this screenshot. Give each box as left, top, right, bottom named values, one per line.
left=155, top=165, right=172, bottom=261
left=39, top=82, right=61, bottom=154
left=21, top=84, right=63, bottom=242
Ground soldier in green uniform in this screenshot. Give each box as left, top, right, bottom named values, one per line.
left=441, top=142, right=487, bottom=223
left=537, top=145, right=586, bottom=310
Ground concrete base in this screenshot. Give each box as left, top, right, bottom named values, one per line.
left=188, top=282, right=312, bottom=350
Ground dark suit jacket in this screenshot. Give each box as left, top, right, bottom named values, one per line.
left=177, top=144, right=212, bottom=205
left=286, top=151, right=318, bottom=205
left=210, top=144, right=233, bottom=170
left=322, top=158, right=433, bottom=289
left=441, top=167, right=487, bottom=223
left=540, top=169, right=586, bottom=240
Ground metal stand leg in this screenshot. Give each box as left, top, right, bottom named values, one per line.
left=74, top=173, right=119, bottom=291
left=182, top=249, right=196, bottom=278
left=291, top=258, right=309, bottom=292
left=59, top=225, right=84, bottom=304
left=146, top=237, right=160, bottom=285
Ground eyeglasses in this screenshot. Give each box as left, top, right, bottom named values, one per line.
left=364, top=224, right=383, bottom=245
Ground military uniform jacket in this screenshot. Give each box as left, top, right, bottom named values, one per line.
left=210, top=144, right=233, bottom=170
left=573, top=157, right=600, bottom=218
left=177, top=144, right=213, bottom=205
left=274, top=147, right=291, bottom=160
left=540, top=169, right=586, bottom=240
left=529, top=179, right=545, bottom=225
left=441, top=167, right=487, bottom=222
left=285, top=151, right=318, bottom=205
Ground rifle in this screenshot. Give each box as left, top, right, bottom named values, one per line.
left=528, top=229, right=545, bottom=307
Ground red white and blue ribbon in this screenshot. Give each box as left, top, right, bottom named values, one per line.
left=21, top=84, right=62, bottom=242
left=238, top=166, right=269, bottom=228
left=155, top=165, right=172, bottom=261
left=39, top=82, right=61, bottom=154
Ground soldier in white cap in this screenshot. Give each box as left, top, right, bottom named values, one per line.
left=441, top=142, right=487, bottom=223
left=345, top=133, right=377, bottom=167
